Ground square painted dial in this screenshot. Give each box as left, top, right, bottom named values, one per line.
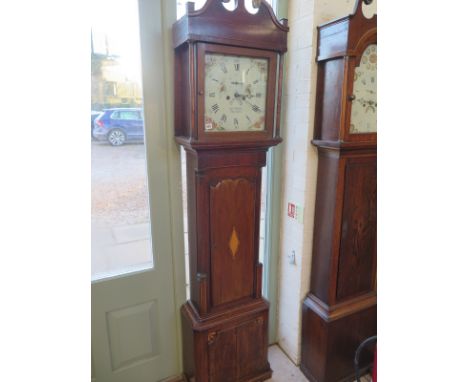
left=350, top=44, right=377, bottom=134
left=204, top=53, right=268, bottom=132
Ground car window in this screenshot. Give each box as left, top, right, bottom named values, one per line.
left=119, top=110, right=140, bottom=120
left=110, top=111, right=120, bottom=119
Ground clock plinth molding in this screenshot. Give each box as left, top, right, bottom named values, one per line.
left=300, top=1, right=377, bottom=381
left=173, top=1, right=288, bottom=381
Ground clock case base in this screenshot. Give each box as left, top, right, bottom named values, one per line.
left=181, top=299, right=272, bottom=382
left=300, top=294, right=376, bottom=382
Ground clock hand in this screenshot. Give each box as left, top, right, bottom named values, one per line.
left=234, top=91, right=247, bottom=102
left=234, top=91, right=255, bottom=100
left=244, top=99, right=262, bottom=111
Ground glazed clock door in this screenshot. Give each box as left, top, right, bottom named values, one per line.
left=349, top=44, right=377, bottom=135
left=91, top=0, right=184, bottom=381
left=196, top=42, right=279, bottom=142
left=204, top=53, right=268, bottom=132
left=346, top=42, right=377, bottom=142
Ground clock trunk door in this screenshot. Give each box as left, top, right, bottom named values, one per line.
left=209, top=174, right=259, bottom=308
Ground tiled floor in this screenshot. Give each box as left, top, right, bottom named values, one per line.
left=267, top=345, right=372, bottom=382
left=266, top=346, right=308, bottom=381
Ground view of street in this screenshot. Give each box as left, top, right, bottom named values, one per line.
left=91, top=142, right=149, bottom=226
left=91, top=141, right=153, bottom=279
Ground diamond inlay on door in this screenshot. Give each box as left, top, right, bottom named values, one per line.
left=229, top=228, right=240, bottom=259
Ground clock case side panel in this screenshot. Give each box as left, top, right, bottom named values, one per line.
left=313, top=58, right=347, bottom=143
left=196, top=43, right=279, bottom=144
left=175, top=42, right=198, bottom=140
left=309, top=148, right=341, bottom=304
left=185, top=149, right=203, bottom=311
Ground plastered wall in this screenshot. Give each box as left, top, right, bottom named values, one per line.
left=276, top=0, right=376, bottom=364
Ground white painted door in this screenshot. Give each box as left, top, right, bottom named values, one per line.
left=91, top=1, right=185, bottom=381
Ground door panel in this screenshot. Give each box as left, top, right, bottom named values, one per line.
left=91, top=1, right=182, bottom=381
left=106, top=300, right=160, bottom=371
left=208, top=329, right=238, bottom=382
left=237, top=318, right=266, bottom=379
left=92, top=271, right=178, bottom=382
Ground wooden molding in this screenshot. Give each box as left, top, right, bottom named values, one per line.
left=173, top=0, right=288, bottom=52
left=158, top=374, right=188, bottom=382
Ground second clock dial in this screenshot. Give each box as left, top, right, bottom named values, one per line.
left=204, top=53, right=268, bottom=132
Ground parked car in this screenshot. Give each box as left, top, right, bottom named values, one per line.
left=93, top=108, right=144, bottom=146
left=91, top=111, right=102, bottom=140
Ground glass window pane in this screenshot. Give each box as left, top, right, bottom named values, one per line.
left=119, top=110, right=140, bottom=120
left=91, top=0, right=153, bottom=281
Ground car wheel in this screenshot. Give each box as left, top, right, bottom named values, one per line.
left=108, top=129, right=126, bottom=146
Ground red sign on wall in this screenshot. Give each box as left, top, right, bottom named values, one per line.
left=287, top=202, right=296, bottom=218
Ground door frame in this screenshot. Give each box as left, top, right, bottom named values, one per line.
left=262, top=0, right=288, bottom=345
left=138, top=0, right=187, bottom=372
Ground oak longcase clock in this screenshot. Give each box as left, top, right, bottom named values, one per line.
left=173, top=0, right=288, bottom=381
left=300, top=1, right=377, bottom=381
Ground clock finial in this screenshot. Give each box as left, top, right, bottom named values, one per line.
left=252, top=0, right=261, bottom=8
left=352, top=0, right=376, bottom=19
left=186, top=1, right=195, bottom=13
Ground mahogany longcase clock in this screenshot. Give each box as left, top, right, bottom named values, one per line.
left=300, top=1, right=377, bottom=381
left=172, top=1, right=288, bottom=381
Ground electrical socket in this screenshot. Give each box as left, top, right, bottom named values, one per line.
left=288, top=250, right=296, bottom=265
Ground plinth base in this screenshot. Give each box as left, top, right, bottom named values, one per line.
left=181, top=298, right=272, bottom=382
left=300, top=294, right=376, bottom=382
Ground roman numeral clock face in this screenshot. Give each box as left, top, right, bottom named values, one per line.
left=204, top=53, right=268, bottom=132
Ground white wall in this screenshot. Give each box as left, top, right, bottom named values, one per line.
left=276, top=0, right=376, bottom=364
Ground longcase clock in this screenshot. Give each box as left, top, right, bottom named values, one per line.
left=300, top=1, right=377, bottom=381
left=172, top=1, right=288, bottom=381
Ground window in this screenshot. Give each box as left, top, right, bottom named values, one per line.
left=119, top=110, right=141, bottom=120
left=91, top=0, right=153, bottom=281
